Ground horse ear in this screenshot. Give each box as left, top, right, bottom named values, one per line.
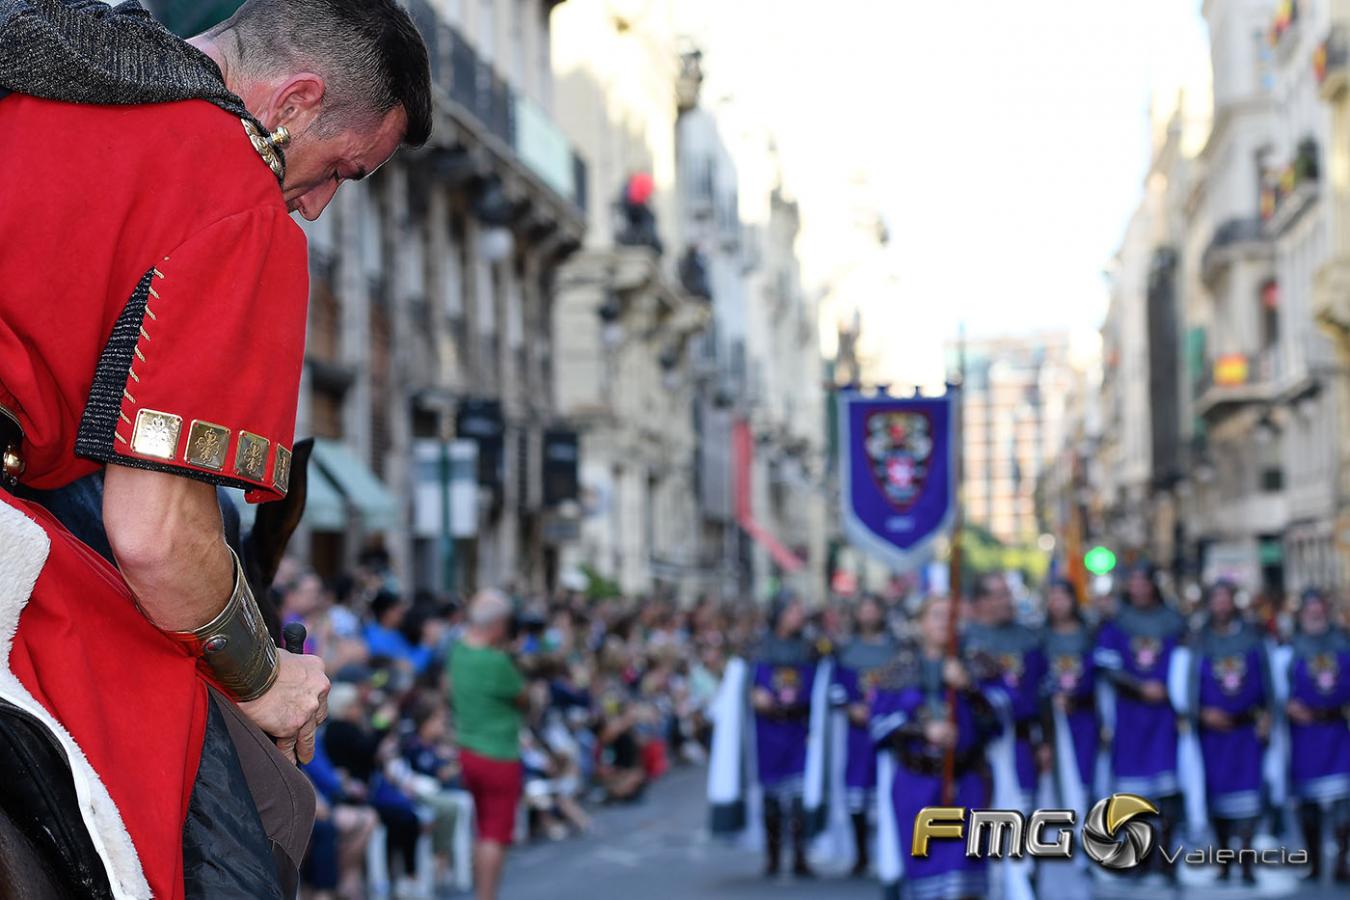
left=243, top=437, right=313, bottom=637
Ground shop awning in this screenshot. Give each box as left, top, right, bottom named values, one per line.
left=741, top=517, right=807, bottom=573
left=298, top=458, right=346, bottom=531
left=311, top=438, right=400, bottom=532
left=225, top=454, right=345, bottom=532
left=732, top=419, right=806, bottom=574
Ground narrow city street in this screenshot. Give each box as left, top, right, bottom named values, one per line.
left=504, top=766, right=874, bottom=900
left=504, top=766, right=1344, bottom=900
left=10, top=2, right=1350, bottom=899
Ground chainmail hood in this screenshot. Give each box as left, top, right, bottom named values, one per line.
left=0, top=0, right=283, bottom=176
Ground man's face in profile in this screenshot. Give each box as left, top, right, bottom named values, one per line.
left=281, top=106, right=408, bottom=220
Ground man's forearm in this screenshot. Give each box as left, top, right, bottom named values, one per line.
left=103, top=464, right=233, bottom=632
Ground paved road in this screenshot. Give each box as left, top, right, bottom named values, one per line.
left=503, top=766, right=874, bottom=900
left=502, top=766, right=1343, bottom=900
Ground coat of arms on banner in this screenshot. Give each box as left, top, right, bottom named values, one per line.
left=865, top=411, right=933, bottom=511
left=837, top=389, right=957, bottom=571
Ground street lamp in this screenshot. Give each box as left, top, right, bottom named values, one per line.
left=1254, top=414, right=1279, bottom=445
left=478, top=226, right=514, bottom=263
left=598, top=289, right=624, bottom=348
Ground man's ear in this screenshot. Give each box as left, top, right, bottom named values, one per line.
left=267, top=72, right=326, bottom=134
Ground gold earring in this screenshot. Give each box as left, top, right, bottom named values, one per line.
left=269, top=125, right=291, bottom=148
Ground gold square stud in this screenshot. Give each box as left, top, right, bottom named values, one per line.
left=272, top=445, right=292, bottom=494
left=130, top=409, right=182, bottom=460
left=234, top=431, right=270, bottom=482
left=185, top=420, right=230, bottom=471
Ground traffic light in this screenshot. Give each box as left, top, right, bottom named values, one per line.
left=1083, top=545, right=1117, bottom=576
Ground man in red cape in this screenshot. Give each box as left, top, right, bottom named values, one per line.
left=0, top=1, right=430, bottom=895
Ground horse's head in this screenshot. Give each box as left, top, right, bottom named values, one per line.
left=240, top=437, right=313, bottom=640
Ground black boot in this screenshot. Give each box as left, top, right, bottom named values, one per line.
left=1335, top=824, right=1350, bottom=883
left=789, top=798, right=815, bottom=878
left=850, top=811, right=870, bottom=877
left=1235, top=819, right=1257, bottom=886
left=1155, top=794, right=1181, bottom=885
left=1214, top=818, right=1232, bottom=882
left=762, top=798, right=782, bottom=878
left=1302, top=802, right=1324, bottom=882
left=1268, top=800, right=1287, bottom=841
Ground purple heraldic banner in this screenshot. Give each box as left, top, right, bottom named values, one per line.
left=837, top=389, right=957, bottom=571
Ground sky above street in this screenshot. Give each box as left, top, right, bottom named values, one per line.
left=682, top=0, right=1212, bottom=386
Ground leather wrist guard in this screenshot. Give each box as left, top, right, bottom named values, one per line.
left=166, top=548, right=279, bottom=701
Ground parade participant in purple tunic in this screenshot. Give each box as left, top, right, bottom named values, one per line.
left=750, top=597, right=819, bottom=878
left=832, top=595, right=896, bottom=877
left=962, top=573, right=1047, bottom=809
left=1092, top=563, right=1185, bottom=881
left=1283, top=589, right=1350, bottom=883
left=872, top=596, right=998, bottom=900
left=1186, top=580, right=1271, bottom=884
left=1041, top=579, right=1097, bottom=797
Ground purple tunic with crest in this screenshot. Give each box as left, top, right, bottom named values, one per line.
left=871, top=653, right=996, bottom=899
left=834, top=636, right=896, bottom=811
left=964, top=621, right=1047, bottom=798
left=1191, top=622, right=1269, bottom=819
left=752, top=636, right=816, bottom=794
left=1286, top=630, right=1350, bottom=802
left=1093, top=603, right=1185, bottom=797
left=1043, top=624, right=1097, bottom=789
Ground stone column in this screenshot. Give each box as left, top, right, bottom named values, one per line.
left=386, top=164, right=415, bottom=590
left=337, top=183, right=371, bottom=570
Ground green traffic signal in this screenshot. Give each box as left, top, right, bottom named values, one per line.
left=1084, top=545, right=1117, bottom=575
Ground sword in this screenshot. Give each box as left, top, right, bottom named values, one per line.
left=942, top=351, right=965, bottom=806
left=282, top=622, right=307, bottom=655
left=280, top=622, right=309, bottom=768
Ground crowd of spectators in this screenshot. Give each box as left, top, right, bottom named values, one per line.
left=270, top=547, right=1346, bottom=900
left=270, top=551, right=760, bottom=900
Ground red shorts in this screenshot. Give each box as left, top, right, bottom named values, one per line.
left=460, top=748, right=523, bottom=845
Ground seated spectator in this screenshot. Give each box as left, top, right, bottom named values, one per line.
left=364, top=591, right=433, bottom=674
left=686, top=642, right=724, bottom=753
left=519, top=678, right=592, bottom=838
left=368, top=741, right=423, bottom=896
left=637, top=662, right=673, bottom=780
left=400, top=696, right=471, bottom=893
left=324, top=676, right=421, bottom=895
left=593, top=670, right=646, bottom=803
left=301, top=713, right=378, bottom=900
left=324, top=676, right=383, bottom=785
left=280, top=569, right=369, bottom=673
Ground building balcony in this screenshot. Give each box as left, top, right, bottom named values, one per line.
left=1317, top=24, right=1350, bottom=100
left=146, top=2, right=590, bottom=225
left=406, top=0, right=588, bottom=224
left=678, top=247, right=712, bottom=301
left=1193, top=349, right=1284, bottom=422
left=1269, top=0, right=1303, bottom=63
left=1314, top=255, right=1350, bottom=336
left=1201, top=218, right=1271, bottom=288
left=1216, top=492, right=1290, bottom=537
left=1262, top=138, right=1321, bottom=236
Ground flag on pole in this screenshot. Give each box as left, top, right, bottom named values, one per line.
left=1064, top=501, right=1089, bottom=605
left=837, top=390, right=957, bottom=571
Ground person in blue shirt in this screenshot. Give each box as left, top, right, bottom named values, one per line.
left=363, top=591, right=433, bottom=673
left=301, top=715, right=379, bottom=900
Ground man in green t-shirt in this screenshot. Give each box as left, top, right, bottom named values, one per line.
left=449, top=590, right=525, bottom=900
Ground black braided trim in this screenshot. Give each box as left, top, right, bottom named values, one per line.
left=75, top=268, right=153, bottom=462
left=74, top=269, right=281, bottom=496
